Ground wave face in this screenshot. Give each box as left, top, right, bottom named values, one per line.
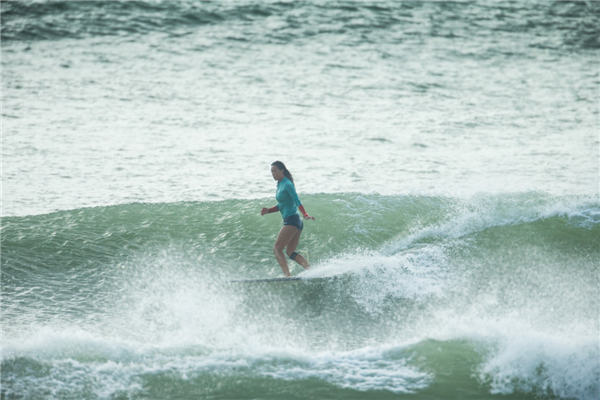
left=1, top=0, right=599, bottom=50
left=2, top=193, right=599, bottom=399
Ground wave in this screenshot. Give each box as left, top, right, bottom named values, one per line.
left=2, top=192, right=599, bottom=399
left=2, top=331, right=598, bottom=399
left=3, top=192, right=598, bottom=348
left=2, top=193, right=598, bottom=284
left=2, top=192, right=598, bottom=274
left=2, top=0, right=598, bottom=50
left=0, top=0, right=298, bottom=42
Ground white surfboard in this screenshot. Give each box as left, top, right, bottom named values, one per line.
left=229, top=276, right=333, bottom=283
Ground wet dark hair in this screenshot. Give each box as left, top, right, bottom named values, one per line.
left=271, top=161, right=294, bottom=183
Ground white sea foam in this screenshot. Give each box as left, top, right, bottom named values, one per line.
left=481, top=332, right=600, bottom=400
left=258, top=345, right=432, bottom=394
left=417, top=302, right=600, bottom=400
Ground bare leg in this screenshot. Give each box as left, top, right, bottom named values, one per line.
left=274, top=225, right=299, bottom=276
left=286, top=229, right=309, bottom=269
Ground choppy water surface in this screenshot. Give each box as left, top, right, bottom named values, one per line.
left=2, top=0, right=598, bottom=215
left=2, top=1, right=599, bottom=399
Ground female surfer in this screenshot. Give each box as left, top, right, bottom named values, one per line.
left=261, top=161, right=315, bottom=277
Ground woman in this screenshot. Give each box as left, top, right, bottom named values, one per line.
left=261, top=161, right=315, bottom=277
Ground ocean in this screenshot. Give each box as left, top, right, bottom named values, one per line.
left=1, top=1, right=599, bottom=399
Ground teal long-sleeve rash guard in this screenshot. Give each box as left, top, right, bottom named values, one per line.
left=276, top=177, right=302, bottom=218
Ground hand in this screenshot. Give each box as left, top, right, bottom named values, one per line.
left=303, top=214, right=315, bottom=221
left=262, top=205, right=279, bottom=215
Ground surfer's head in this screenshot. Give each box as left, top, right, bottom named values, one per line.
left=271, top=161, right=294, bottom=183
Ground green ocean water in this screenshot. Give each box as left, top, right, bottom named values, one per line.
left=2, top=193, right=599, bottom=399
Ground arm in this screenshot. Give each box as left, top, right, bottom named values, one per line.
left=298, top=204, right=315, bottom=220
left=261, top=205, right=279, bottom=215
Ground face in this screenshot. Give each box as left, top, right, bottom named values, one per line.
left=271, top=165, right=284, bottom=181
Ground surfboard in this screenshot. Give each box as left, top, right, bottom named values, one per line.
left=229, top=276, right=331, bottom=283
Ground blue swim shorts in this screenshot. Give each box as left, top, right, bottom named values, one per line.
left=283, top=214, right=304, bottom=231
